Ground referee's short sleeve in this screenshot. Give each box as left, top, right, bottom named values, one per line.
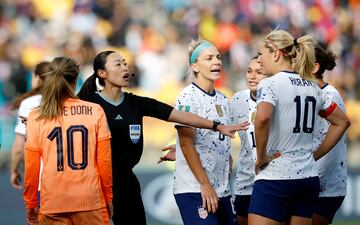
left=135, top=95, right=173, bottom=121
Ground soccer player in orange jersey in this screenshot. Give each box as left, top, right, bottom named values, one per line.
left=23, top=57, right=113, bottom=225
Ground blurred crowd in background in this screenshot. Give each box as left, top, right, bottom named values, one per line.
left=1, top=0, right=360, bottom=168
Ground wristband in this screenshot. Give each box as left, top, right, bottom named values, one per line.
left=212, top=120, right=221, bottom=131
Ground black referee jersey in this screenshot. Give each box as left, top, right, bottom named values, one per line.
left=81, top=92, right=173, bottom=174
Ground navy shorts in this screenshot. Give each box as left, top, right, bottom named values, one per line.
left=234, top=195, right=251, bottom=217
left=174, top=193, right=237, bottom=225
left=248, top=177, right=320, bottom=222
left=314, top=196, right=345, bottom=223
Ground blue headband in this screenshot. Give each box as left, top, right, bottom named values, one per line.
left=189, top=41, right=215, bottom=65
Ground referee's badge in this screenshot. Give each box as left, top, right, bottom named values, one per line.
left=129, top=124, right=141, bottom=144
left=215, top=104, right=223, bottom=117
left=197, top=206, right=208, bottom=219
left=251, top=112, right=256, bottom=124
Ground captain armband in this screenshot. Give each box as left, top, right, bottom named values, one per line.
left=319, top=102, right=337, bottom=118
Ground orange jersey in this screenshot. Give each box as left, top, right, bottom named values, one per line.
left=24, top=98, right=112, bottom=214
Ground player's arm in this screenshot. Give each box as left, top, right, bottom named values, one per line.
left=254, top=102, right=273, bottom=174
left=23, top=113, right=40, bottom=224
left=23, top=147, right=41, bottom=209
left=168, top=109, right=249, bottom=138
left=97, top=138, right=112, bottom=216
left=313, top=104, right=351, bottom=160
left=95, top=105, right=113, bottom=218
left=139, top=94, right=248, bottom=137
left=10, top=133, right=26, bottom=189
left=24, top=147, right=40, bottom=225
left=176, top=126, right=218, bottom=213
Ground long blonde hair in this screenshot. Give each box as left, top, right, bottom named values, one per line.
left=36, top=57, right=79, bottom=121
left=264, top=29, right=316, bottom=80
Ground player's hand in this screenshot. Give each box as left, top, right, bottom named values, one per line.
left=200, top=182, right=218, bottom=213
left=218, top=121, right=250, bottom=138
left=26, top=207, right=39, bottom=225
left=255, top=157, right=268, bottom=175
left=157, top=145, right=176, bottom=164
left=10, top=170, right=22, bottom=189
left=255, top=152, right=282, bottom=174
left=107, top=202, right=113, bottom=218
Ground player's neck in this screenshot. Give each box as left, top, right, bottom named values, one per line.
left=251, top=90, right=257, bottom=100
left=275, top=62, right=294, bottom=74
left=194, top=78, right=215, bottom=94
left=316, top=78, right=326, bottom=88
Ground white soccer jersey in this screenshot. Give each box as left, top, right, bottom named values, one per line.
left=230, top=89, right=256, bottom=195
left=313, top=84, right=347, bottom=197
left=173, top=83, right=232, bottom=197
left=14, top=94, right=42, bottom=136
left=256, top=72, right=332, bottom=180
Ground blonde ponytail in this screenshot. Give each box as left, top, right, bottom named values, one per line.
left=264, top=29, right=316, bottom=80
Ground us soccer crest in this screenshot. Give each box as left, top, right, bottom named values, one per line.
left=129, top=125, right=141, bottom=144
left=251, top=112, right=256, bottom=124
left=197, top=206, right=208, bottom=219
left=215, top=104, right=223, bottom=117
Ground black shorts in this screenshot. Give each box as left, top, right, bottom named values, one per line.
left=234, top=195, right=251, bottom=217
left=112, top=171, right=146, bottom=225
left=314, top=196, right=345, bottom=224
